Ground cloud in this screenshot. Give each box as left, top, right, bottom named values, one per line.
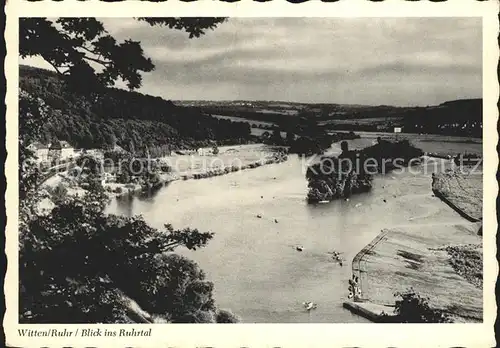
left=23, top=17, right=483, bottom=106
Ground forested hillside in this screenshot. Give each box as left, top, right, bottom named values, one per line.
left=184, top=98, right=482, bottom=137
left=20, top=65, right=252, bottom=153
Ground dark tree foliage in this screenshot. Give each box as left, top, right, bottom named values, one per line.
left=270, top=129, right=284, bottom=145
left=305, top=139, right=423, bottom=203
left=20, top=17, right=226, bottom=92
left=20, top=66, right=252, bottom=152
left=285, top=131, right=296, bottom=145
left=288, top=135, right=332, bottom=157
left=215, top=309, right=240, bottom=323
left=126, top=253, right=216, bottom=321
left=137, top=18, right=227, bottom=38
left=20, top=187, right=215, bottom=323
left=393, top=288, right=452, bottom=323
left=18, top=91, right=51, bottom=237
left=19, top=17, right=235, bottom=323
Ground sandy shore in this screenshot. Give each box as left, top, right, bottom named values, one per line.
left=345, top=159, right=483, bottom=322
left=432, top=168, right=482, bottom=222
left=39, top=144, right=287, bottom=202
left=355, top=223, right=482, bottom=322
left=104, top=144, right=287, bottom=198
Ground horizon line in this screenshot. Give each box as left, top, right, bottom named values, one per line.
left=20, top=64, right=482, bottom=109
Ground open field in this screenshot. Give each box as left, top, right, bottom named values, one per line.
left=359, top=223, right=482, bottom=322
left=211, top=114, right=276, bottom=127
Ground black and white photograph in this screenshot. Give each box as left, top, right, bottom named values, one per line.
left=13, top=13, right=492, bottom=333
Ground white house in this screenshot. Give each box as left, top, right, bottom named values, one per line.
left=101, top=172, right=116, bottom=185
left=59, top=141, right=76, bottom=161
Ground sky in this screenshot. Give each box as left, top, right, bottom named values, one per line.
left=22, top=17, right=482, bottom=106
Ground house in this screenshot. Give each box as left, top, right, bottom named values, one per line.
left=48, top=141, right=62, bottom=164
left=112, top=144, right=127, bottom=153
left=27, top=142, right=49, bottom=162
left=59, top=141, right=76, bottom=161
left=102, top=172, right=116, bottom=185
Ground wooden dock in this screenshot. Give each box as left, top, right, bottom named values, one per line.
left=343, top=301, right=396, bottom=323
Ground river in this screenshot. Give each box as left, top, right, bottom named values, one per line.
left=106, top=140, right=474, bottom=323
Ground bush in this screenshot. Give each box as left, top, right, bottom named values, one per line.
left=212, top=145, right=219, bottom=155
left=48, top=183, right=68, bottom=204
left=171, top=310, right=216, bottom=323
left=305, top=139, right=422, bottom=202
left=20, top=192, right=215, bottom=323
left=393, top=288, right=451, bottom=323
left=216, top=309, right=240, bottom=323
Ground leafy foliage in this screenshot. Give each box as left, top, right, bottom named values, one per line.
left=443, top=244, right=482, bottom=289
left=20, top=18, right=226, bottom=92
left=306, top=139, right=423, bottom=202
left=20, top=186, right=215, bottom=323
left=20, top=66, right=252, bottom=152
left=216, top=309, right=240, bottom=323
left=19, top=91, right=52, bottom=242
left=46, top=183, right=68, bottom=205
left=137, top=18, right=226, bottom=39
left=393, top=288, right=452, bottom=323
left=19, top=16, right=235, bottom=324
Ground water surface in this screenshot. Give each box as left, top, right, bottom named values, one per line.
left=107, top=141, right=469, bottom=323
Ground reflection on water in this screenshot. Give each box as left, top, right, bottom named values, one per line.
left=106, top=147, right=465, bottom=323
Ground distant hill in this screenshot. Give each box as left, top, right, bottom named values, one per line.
left=175, top=97, right=482, bottom=137
left=19, top=65, right=252, bottom=153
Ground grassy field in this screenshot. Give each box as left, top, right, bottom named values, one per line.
left=360, top=223, right=483, bottom=322
left=211, top=114, right=276, bottom=127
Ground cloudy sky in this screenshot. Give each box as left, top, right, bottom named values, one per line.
left=24, top=17, right=482, bottom=106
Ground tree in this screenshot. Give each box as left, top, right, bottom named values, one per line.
left=47, top=183, right=68, bottom=205
left=340, top=140, right=349, bottom=153
left=393, top=288, right=451, bottom=323
left=20, top=17, right=227, bottom=93
left=19, top=91, right=52, bottom=242
left=216, top=309, right=240, bottom=323
left=19, top=17, right=233, bottom=323
left=261, top=131, right=271, bottom=141
left=129, top=253, right=215, bottom=321
left=286, top=131, right=296, bottom=145
left=212, top=144, right=219, bottom=155
left=270, top=129, right=283, bottom=145
left=20, top=187, right=215, bottom=323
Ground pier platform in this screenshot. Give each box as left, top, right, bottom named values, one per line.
left=343, top=301, right=396, bottom=322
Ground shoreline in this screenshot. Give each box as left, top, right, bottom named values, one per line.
left=431, top=188, right=481, bottom=223
left=344, top=174, right=482, bottom=322
left=351, top=229, right=391, bottom=295
left=109, top=153, right=288, bottom=199
left=431, top=171, right=482, bottom=223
